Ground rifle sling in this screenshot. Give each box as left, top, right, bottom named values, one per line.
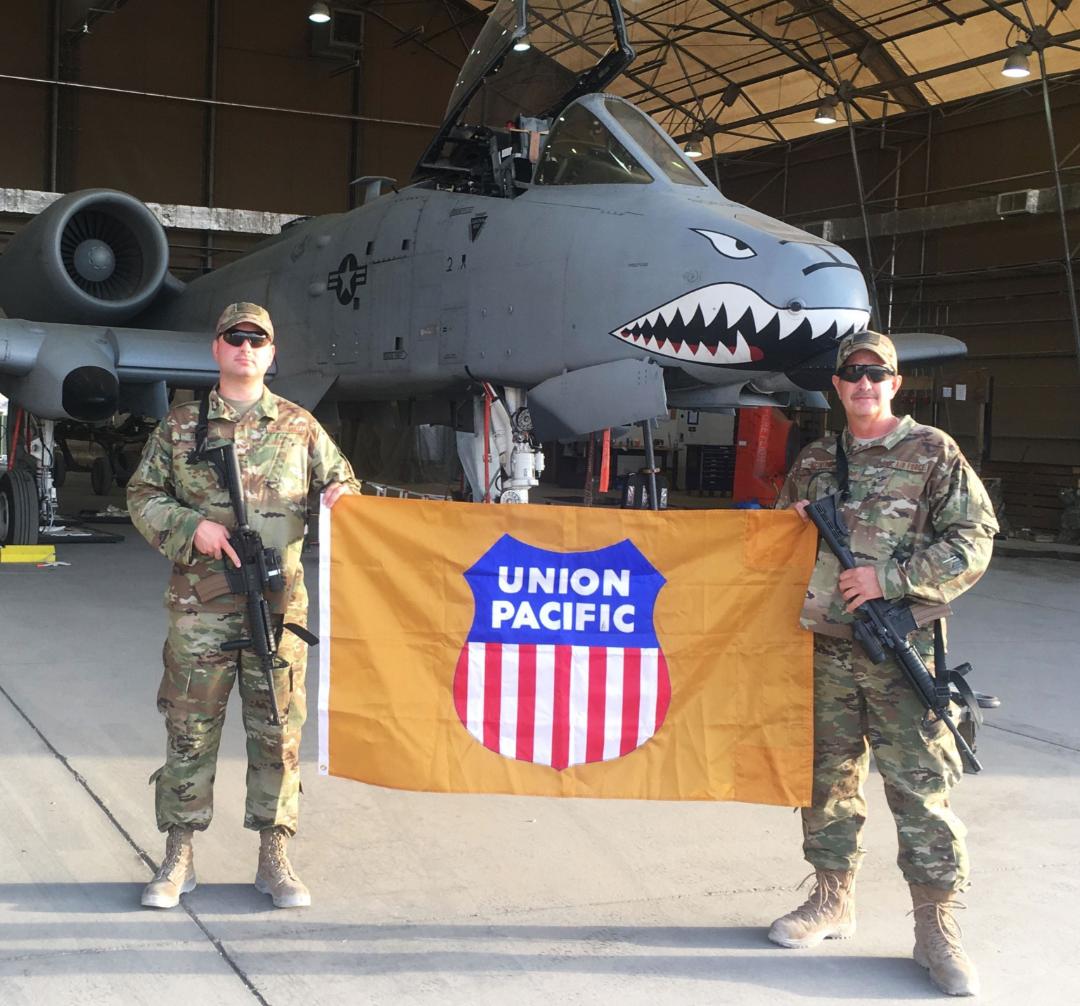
left=932, top=619, right=953, bottom=709
left=187, top=389, right=213, bottom=464
left=835, top=433, right=850, bottom=501
left=949, top=667, right=985, bottom=730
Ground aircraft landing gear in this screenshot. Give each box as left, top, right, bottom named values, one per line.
left=456, top=385, right=545, bottom=503
left=91, top=455, right=113, bottom=496
left=0, top=467, right=40, bottom=545
left=1, top=409, right=60, bottom=544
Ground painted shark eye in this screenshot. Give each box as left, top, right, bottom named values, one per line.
left=694, top=229, right=756, bottom=259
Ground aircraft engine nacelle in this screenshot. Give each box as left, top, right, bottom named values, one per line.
left=0, top=322, right=119, bottom=421
left=0, top=189, right=169, bottom=325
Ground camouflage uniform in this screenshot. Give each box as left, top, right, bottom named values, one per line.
left=776, top=415, right=997, bottom=888
left=127, top=387, right=360, bottom=835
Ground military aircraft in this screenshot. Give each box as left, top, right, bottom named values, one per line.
left=0, top=0, right=960, bottom=543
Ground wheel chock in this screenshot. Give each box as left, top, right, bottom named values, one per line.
left=0, top=545, right=57, bottom=564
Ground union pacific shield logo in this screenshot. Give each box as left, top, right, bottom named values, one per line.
left=453, top=534, right=670, bottom=770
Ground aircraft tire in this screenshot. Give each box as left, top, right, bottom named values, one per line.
left=53, top=450, right=67, bottom=489
left=91, top=456, right=113, bottom=496
left=0, top=468, right=40, bottom=546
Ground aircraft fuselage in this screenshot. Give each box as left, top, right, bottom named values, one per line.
left=150, top=161, right=869, bottom=405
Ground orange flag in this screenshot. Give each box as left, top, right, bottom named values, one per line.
left=318, top=496, right=816, bottom=806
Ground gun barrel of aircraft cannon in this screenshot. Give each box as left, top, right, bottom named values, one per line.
left=0, top=189, right=169, bottom=326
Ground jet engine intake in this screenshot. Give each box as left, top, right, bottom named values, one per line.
left=0, top=189, right=169, bottom=325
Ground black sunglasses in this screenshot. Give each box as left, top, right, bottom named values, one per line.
left=220, top=329, right=271, bottom=348
left=836, top=363, right=894, bottom=384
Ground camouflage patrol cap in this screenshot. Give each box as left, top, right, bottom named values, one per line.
left=215, top=302, right=274, bottom=341
left=836, top=330, right=897, bottom=372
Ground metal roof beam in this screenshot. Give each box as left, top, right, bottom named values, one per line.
left=979, top=0, right=1032, bottom=33
left=694, top=0, right=836, bottom=88
left=619, top=8, right=787, bottom=141
left=675, top=27, right=1080, bottom=139
left=786, top=0, right=929, bottom=110
left=526, top=5, right=689, bottom=119
left=630, top=1, right=1031, bottom=120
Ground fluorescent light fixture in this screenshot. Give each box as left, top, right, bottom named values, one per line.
left=684, top=140, right=703, bottom=159
left=309, top=2, right=331, bottom=24
left=1001, top=45, right=1032, bottom=78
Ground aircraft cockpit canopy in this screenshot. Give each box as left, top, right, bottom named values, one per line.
left=533, top=98, right=708, bottom=188
left=534, top=104, right=652, bottom=187
left=603, top=99, right=706, bottom=188
left=412, top=0, right=637, bottom=199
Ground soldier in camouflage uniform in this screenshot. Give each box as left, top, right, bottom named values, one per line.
left=769, top=331, right=998, bottom=997
left=127, top=302, right=361, bottom=911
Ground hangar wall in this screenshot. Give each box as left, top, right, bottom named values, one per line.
left=716, top=80, right=1080, bottom=531
left=0, top=4, right=1076, bottom=528
left=0, top=0, right=475, bottom=274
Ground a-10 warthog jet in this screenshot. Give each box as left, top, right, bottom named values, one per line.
left=0, top=0, right=959, bottom=542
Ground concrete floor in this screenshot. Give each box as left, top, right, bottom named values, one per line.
left=1, top=474, right=1077, bottom=1005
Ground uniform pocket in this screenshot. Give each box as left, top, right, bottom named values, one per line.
left=159, top=631, right=237, bottom=717
left=157, top=640, right=195, bottom=716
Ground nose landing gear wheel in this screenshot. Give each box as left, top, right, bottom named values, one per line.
left=0, top=469, right=41, bottom=545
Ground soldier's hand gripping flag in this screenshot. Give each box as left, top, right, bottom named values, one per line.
left=318, top=496, right=816, bottom=805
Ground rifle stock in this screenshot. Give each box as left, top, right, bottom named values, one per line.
left=804, top=494, right=983, bottom=773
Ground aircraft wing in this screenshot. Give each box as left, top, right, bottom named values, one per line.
left=890, top=332, right=968, bottom=364
left=0, top=318, right=217, bottom=422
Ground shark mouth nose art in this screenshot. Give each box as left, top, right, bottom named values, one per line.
left=612, top=283, right=870, bottom=365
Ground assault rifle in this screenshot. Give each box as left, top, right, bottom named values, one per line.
left=805, top=494, right=988, bottom=773
left=198, top=441, right=317, bottom=726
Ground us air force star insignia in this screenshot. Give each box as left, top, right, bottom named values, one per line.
left=327, top=253, right=368, bottom=308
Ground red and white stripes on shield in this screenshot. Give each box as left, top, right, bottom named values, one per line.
left=453, top=643, right=671, bottom=770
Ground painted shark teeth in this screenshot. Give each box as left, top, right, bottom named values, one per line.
left=611, top=284, right=870, bottom=367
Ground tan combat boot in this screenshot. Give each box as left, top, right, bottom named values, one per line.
left=255, top=826, right=311, bottom=908
left=910, top=884, right=980, bottom=997
left=768, top=868, right=856, bottom=948
left=141, top=826, right=196, bottom=908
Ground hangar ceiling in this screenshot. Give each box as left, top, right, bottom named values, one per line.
left=495, top=0, right=1080, bottom=154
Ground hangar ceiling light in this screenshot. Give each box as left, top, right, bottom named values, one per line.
left=466, top=1, right=1080, bottom=154
left=308, top=2, right=331, bottom=25
left=813, top=95, right=839, bottom=125
left=1002, top=44, right=1033, bottom=78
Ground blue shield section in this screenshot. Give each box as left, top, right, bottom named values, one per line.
left=463, top=534, right=666, bottom=649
